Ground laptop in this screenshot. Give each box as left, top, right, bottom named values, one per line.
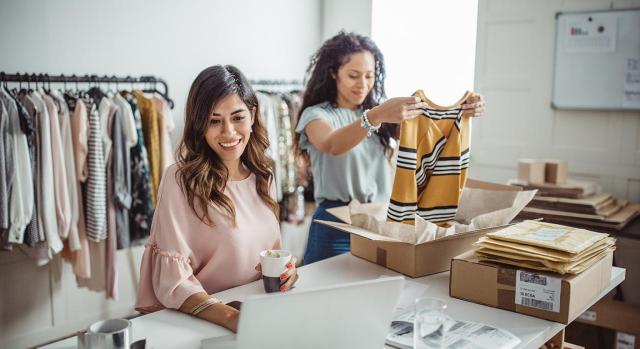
left=201, top=276, right=405, bottom=349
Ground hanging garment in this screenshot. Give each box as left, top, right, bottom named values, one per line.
left=12, top=90, right=39, bottom=246
left=112, top=101, right=132, bottom=249
left=30, top=91, right=63, bottom=256
left=275, top=95, right=295, bottom=195
left=105, top=100, right=118, bottom=299
left=256, top=92, right=282, bottom=201
left=152, top=95, right=175, bottom=173
left=0, top=97, right=9, bottom=241
left=64, top=96, right=91, bottom=278
left=122, top=92, right=153, bottom=242
left=387, top=90, right=472, bottom=225
left=0, top=88, right=34, bottom=245
left=84, top=97, right=107, bottom=241
left=113, top=93, right=137, bottom=149
left=51, top=90, right=80, bottom=251
left=18, top=92, right=45, bottom=243
left=41, top=90, right=71, bottom=239
left=133, top=91, right=161, bottom=206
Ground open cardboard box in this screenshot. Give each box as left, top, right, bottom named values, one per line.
left=316, top=179, right=523, bottom=278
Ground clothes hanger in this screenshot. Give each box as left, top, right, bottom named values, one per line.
left=87, top=75, right=107, bottom=102
left=142, top=76, right=174, bottom=108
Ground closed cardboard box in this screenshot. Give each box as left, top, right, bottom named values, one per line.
left=518, top=159, right=546, bottom=184
left=576, top=298, right=640, bottom=336
left=615, top=236, right=640, bottom=305
left=449, top=250, right=613, bottom=324
left=545, top=159, right=568, bottom=184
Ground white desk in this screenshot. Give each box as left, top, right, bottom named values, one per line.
left=42, top=253, right=625, bottom=349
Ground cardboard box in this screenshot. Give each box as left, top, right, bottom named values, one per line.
left=615, top=236, right=640, bottom=305
left=317, top=180, right=523, bottom=278
left=449, top=250, right=613, bottom=324
left=545, top=159, right=569, bottom=184
left=576, top=298, right=640, bottom=336
left=518, top=159, right=546, bottom=184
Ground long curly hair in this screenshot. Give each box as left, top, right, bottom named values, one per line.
left=294, top=31, right=398, bottom=164
left=176, top=65, right=279, bottom=226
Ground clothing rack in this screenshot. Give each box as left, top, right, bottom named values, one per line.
left=250, top=79, right=302, bottom=86
left=250, top=79, right=303, bottom=91
left=0, top=72, right=174, bottom=108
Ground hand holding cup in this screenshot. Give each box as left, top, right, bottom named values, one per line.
left=257, top=250, right=299, bottom=293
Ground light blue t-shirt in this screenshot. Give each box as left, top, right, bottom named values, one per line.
left=295, top=102, right=392, bottom=204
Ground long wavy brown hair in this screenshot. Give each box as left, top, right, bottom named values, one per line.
left=176, top=65, right=279, bottom=226
left=294, top=31, right=398, bottom=167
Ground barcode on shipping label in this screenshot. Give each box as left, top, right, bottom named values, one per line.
left=521, top=297, right=554, bottom=311
left=519, top=272, right=547, bottom=285
left=515, top=270, right=561, bottom=313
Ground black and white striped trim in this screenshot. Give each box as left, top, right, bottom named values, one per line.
left=416, top=205, right=458, bottom=222
left=420, top=107, right=463, bottom=120
left=387, top=201, right=458, bottom=223
left=430, top=149, right=470, bottom=176
left=415, top=137, right=447, bottom=186
left=397, top=146, right=417, bottom=170
left=387, top=200, right=417, bottom=222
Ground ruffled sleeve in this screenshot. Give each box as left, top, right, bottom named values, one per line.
left=135, top=165, right=206, bottom=312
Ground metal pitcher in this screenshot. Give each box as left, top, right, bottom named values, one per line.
left=77, top=318, right=132, bottom=349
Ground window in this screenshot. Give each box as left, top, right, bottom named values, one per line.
left=372, top=0, right=479, bottom=104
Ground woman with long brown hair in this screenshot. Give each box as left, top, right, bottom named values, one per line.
left=136, top=65, right=298, bottom=332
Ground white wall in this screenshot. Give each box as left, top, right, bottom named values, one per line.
left=0, top=1, right=323, bottom=348
left=371, top=0, right=478, bottom=103
left=471, top=0, right=640, bottom=202
left=0, top=0, right=323, bottom=145
left=322, top=0, right=372, bottom=39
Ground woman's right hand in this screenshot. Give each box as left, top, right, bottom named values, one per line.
left=367, top=97, right=427, bottom=125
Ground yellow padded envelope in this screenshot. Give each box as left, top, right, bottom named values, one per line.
left=484, top=220, right=608, bottom=254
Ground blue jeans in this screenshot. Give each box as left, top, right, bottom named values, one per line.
left=303, top=200, right=351, bottom=265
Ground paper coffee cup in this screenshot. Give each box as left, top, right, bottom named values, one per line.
left=259, top=249, right=291, bottom=293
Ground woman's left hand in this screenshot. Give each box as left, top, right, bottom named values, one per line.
left=461, top=93, right=485, bottom=118
left=255, top=256, right=299, bottom=292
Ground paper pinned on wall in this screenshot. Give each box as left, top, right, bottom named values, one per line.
left=565, top=14, right=617, bottom=53
left=623, top=57, right=640, bottom=108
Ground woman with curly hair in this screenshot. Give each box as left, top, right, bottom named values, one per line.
left=136, top=65, right=298, bottom=332
left=295, top=31, right=485, bottom=265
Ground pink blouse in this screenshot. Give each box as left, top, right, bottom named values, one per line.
left=136, top=164, right=281, bottom=312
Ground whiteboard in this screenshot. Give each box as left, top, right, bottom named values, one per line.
left=552, top=8, right=640, bottom=111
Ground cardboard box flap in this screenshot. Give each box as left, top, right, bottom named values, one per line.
left=314, top=220, right=409, bottom=243
left=326, top=205, right=352, bottom=224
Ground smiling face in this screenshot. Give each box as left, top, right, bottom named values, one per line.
left=205, top=93, right=255, bottom=169
left=334, top=50, right=376, bottom=109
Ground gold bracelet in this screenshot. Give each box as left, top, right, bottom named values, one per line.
left=190, top=297, right=221, bottom=316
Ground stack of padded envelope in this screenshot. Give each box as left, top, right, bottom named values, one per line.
left=474, top=220, right=616, bottom=275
